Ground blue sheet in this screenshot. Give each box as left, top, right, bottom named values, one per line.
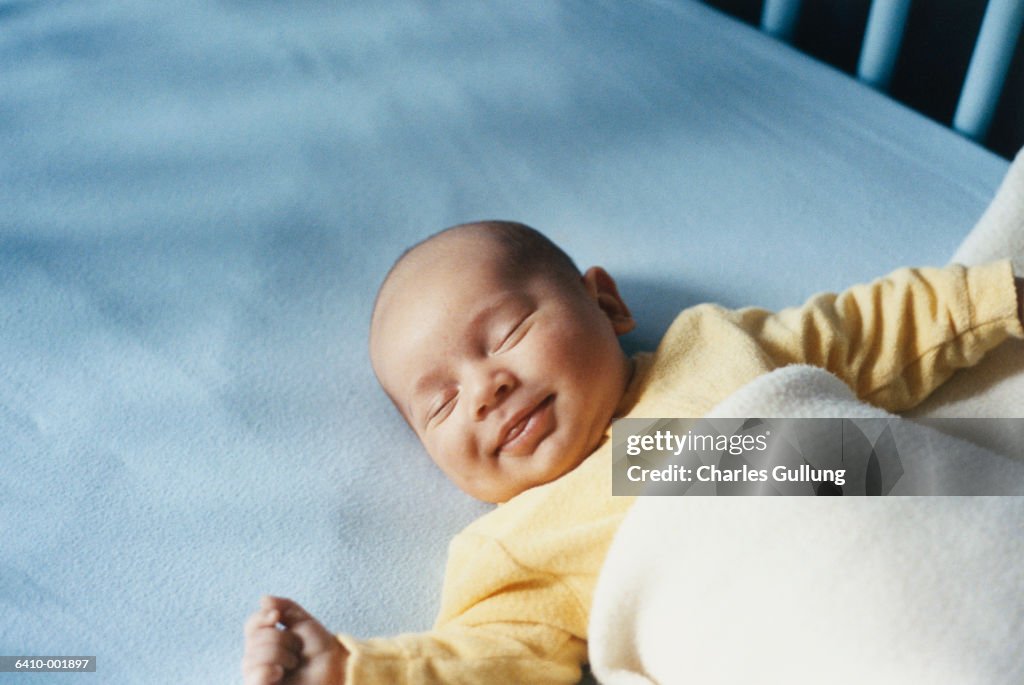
left=0, top=1, right=1009, bottom=683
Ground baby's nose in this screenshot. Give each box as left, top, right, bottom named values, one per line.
left=473, top=370, right=516, bottom=420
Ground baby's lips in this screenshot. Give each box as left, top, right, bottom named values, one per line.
left=494, top=400, right=537, bottom=452
left=497, top=395, right=555, bottom=457
left=501, top=413, right=531, bottom=446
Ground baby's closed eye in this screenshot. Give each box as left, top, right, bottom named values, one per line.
left=493, top=314, right=534, bottom=353
left=430, top=394, right=458, bottom=423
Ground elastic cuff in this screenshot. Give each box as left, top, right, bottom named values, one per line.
left=335, top=633, right=406, bottom=685
left=964, top=260, right=1024, bottom=339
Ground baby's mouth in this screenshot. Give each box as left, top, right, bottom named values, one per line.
left=497, top=394, right=555, bottom=457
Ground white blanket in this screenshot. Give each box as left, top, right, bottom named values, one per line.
left=588, top=150, right=1024, bottom=684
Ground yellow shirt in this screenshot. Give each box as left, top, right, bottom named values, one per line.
left=338, top=261, right=1023, bottom=684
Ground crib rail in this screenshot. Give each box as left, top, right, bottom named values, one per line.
left=757, top=0, right=1024, bottom=143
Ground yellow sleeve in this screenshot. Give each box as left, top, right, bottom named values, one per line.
left=735, top=260, right=1024, bottom=412
left=336, top=624, right=584, bottom=684
left=335, top=535, right=587, bottom=685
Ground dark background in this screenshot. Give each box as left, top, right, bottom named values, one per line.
left=705, top=0, right=1023, bottom=160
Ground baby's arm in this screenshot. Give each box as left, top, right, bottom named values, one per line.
left=740, top=262, right=1024, bottom=411
left=242, top=596, right=347, bottom=685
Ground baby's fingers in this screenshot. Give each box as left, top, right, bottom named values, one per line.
left=242, top=661, right=284, bottom=685
left=241, top=646, right=298, bottom=679
left=260, top=595, right=314, bottom=626
left=241, top=630, right=301, bottom=683
left=260, top=595, right=340, bottom=656
left=245, top=606, right=281, bottom=637
left=245, top=627, right=302, bottom=659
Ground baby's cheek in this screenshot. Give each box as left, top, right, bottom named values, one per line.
left=433, top=426, right=479, bottom=467
left=536, top=322, right=586, bottom=368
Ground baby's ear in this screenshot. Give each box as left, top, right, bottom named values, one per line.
left=582, top=266, right=636, bottom=335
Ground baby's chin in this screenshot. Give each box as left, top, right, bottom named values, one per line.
left=520, top=435, right=594, bottom=491
left=473, top=454, right=575, bottom=504
left=473, top=424, right=605, bottom=502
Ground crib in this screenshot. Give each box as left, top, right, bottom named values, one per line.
left=722, top=0, right=1024, bottom=155
left=761, top=0, right=1022, bottom=142
left=0, top=2, right=1019, bottom=683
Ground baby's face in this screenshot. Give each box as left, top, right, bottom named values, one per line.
left=370, top=233, right=633, bottom=503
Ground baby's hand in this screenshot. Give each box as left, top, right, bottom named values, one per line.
left=242, top=596, right=347, bottom=685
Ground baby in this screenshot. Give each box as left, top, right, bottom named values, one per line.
left=242, top=220, right=1024, bottom=685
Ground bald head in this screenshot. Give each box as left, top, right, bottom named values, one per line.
left=369, top=220, right=585, bottom=412
left=373, top=221, right=581, bottom=319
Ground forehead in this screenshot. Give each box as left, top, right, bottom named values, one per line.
left=375, top=232, right=516, bottom=328
left=370, top=235, right=525, bottom=391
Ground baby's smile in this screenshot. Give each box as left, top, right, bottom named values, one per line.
left=496, top=394, right=556, bottom=457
